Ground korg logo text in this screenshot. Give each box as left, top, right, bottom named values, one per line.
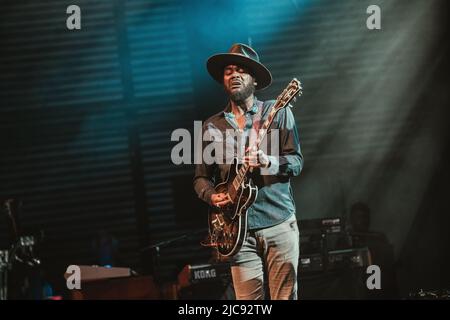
left=194, top=269, right=216, bottom=280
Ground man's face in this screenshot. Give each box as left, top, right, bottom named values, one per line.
left=223, top=64, right=255, bottom=102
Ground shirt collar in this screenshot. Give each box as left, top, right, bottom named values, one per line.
left=223, top=97, right=259, bottom=119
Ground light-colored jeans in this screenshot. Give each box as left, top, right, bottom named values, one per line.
left=230, top=214, right=300, bottom=300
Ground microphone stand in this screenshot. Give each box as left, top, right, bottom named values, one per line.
left=140, top=228, right=208, bottom=285
left=0, top=251, right=8, bottom=300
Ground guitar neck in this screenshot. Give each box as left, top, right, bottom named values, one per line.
left=228, top=99, right=283, bottom=197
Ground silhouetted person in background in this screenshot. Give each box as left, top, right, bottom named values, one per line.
left=91, top=230, right=119, bottom=267
left=348, top=202, right=399, bottom=299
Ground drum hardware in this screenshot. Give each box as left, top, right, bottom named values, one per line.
left=1, top=198, right=42, bottom=300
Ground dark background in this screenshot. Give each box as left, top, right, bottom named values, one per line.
left=0, top=0, right=449, bottom=298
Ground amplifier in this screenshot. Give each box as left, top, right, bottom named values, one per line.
left=299, top=247, right=371, bottom=273
left=299, top=217, right=344, bottom=236
left=178, top=263, right=231, bottom=289
left=299, top=253, right=324, bottom=273
left=327, top=247, right=372, bottom=270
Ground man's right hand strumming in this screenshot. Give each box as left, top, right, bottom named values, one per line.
left=211, top=193, right=231, bottom=207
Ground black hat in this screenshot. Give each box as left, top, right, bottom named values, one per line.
left=206, top=43, right=272, bottom=90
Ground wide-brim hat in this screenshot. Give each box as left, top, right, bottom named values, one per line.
left=206, top=43, right=272, bottom=90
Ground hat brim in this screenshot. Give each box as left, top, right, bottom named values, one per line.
left=206, top=53, right=272, bottom=90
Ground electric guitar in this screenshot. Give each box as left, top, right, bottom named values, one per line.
left=208, top=78, right=303, bottom=256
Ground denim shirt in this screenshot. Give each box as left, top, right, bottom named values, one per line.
left=193, top=98, right=304, bottom=229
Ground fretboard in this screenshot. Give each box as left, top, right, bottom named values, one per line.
left=227, top=101, right=281, bottom=200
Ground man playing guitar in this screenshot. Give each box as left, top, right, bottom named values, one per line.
left=193, top=43, right=303, bottom=300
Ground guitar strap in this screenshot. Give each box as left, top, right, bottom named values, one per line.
left=246, top=100, right=265, bottom=151
left=253, top=100, right=265, bottom=131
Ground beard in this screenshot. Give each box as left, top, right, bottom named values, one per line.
left=227, top=81, right=255, bottom=103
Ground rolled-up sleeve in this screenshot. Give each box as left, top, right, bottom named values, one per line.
left=193, top=124, right=216, bottom=206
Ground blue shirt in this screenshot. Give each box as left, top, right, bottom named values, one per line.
left=193, top=98, right=304, bottom=229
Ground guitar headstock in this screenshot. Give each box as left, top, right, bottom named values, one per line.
left=274, top=78, right=303, bottom=111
